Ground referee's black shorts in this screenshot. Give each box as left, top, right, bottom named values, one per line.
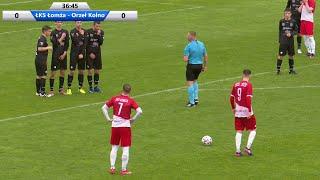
left=186, top=64, right=202, bottom=81
left=35, top=56, right=47, bottom=77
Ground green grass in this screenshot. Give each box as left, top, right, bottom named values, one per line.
left=0, top=0, right=320, bottom=179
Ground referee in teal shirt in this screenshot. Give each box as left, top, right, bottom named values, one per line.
left=183, top=31, right=208, bottom=107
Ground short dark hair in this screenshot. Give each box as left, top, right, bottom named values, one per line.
left=243, top=69, right=252, bottom=76
left=42, top=25, right=51, bottom=33
left=284, top=8, right=292, bottom=13
left=189, top=31, right=197, bottom=36
left=123, top=84, right=132, bottom=93
left=93, top=21, right=101, bottom=25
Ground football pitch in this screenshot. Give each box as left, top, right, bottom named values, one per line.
left=0, top=0, right=320, bottom=179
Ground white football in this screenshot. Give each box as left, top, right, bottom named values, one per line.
left=201, top=135, right=213, bottom=145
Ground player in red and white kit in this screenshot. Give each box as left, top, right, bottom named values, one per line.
left=299, top=0, right=316, bottom=58
left=230, top=69, right=256, bottom=157
left=101, top=84, right=143, bottom=175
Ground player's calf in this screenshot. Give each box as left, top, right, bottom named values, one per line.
left=276, top=57, right=283, bottom=75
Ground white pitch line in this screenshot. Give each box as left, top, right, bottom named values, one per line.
left=0, top=63, right=319, bottom=123
left=199, top=85, right=320, bottom=92
left=0, top=0, right=43, bottom=6
left=0, top=6, right=204, bottom=35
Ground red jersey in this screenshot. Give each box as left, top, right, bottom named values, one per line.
left=230, top=80, right=253, bottom=118
left=106, top=94, right=139, bottom=127
left=301, top=0, right=316, bottom=22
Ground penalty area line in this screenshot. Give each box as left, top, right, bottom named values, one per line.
left=0, top=63, right=318, bottom=123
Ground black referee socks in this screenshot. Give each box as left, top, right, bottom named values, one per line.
left=94, top=74, right=99, bottom=87
left=87, top=75, right=93, bottom=88
left=36, top=78, right=40, bottom=93
left=67, top=75, right=73, bottom=88
left=276, top=59, right=283, bottom=70
left=78, top=74, right=84, bottom=88
left=289, top=59, right=294, bottom=71
left=59, top=77, right=64, bottom=90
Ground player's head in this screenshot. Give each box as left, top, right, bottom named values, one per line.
left=93, top=21, right=101, bottom=31
left=55, top=21, right=63, bottom=29
left=284, top=8, right=292, bottom=19
left=187, top=31, right=197, bottom=41
left=42, top=25, right=52, bottom=37
left=242, top=69, right=252, bottom=79
left=122, top=84, right=132, bottom=94
left=75, top=21, right=82, bottom=28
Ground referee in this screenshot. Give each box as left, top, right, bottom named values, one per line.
left=35, top=25, right=52, bottom=97
left=183, top=31, right=208, bottom=107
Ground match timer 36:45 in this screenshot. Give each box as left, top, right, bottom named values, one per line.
left=2, top=2, right=138, bottom=21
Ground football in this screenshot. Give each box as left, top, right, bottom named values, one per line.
left=201, top=135, right=213, bottom=145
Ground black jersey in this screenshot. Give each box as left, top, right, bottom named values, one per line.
left=36, top=35, right=48, bottom=58
left=70, top=28, right=86, bottom=54
left=286, top=0, right=302, bottom=18
left=279, top=18, right=298, bottom=43
left=86, top=28, right=104, bottom=51
left=50, top=28, right=70, bottom=55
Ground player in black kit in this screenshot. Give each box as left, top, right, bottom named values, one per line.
left=66, top=21, right=87, bottom=95
left=35, top=25, right=52, bottom=97
left=49, top=21, right=70, bottom=96
left=86, top=21, right=104, bottom=93
left=286, top=0, right=302, bottom=54
left=277, top=9, right=298, bottom=75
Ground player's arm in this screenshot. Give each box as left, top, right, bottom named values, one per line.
left=298, top=2, right=304, bottom=12
left=101, top=104, right=112, bottom=122
left=38, top=46, right=52, bottom=51
left=63, top=30, right=70, bottom=52
left=98, top=30, right=104, bottom=46
left=37, top=39, right=52, bottom=51
left=230, top=86, right=236, bottom=114
left=50, top=31, right=59, bottom=47
left=130, top=107, right=143, bottom=124
left=85, top=30, right=90, bottom=51
left=304, top=0, right=314, bottom=12
left=246, top=84, right=253, bottom=118
left=130, top=101, right=143, bottom=124
left=278, top=20, right=282, bottom=43
left=202, top=45, right=208, bottom=71
left=101, top=98, right=114, bottom=122
left=183, top=45, right=189, bottom=62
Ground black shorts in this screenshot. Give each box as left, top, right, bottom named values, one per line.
left=70, top=50, right=86, bottom=71
left=186, top=64, right=202, bottom=81
left=51, top=51, right=67, bottom=71
left=35, top=56, right=47, bottom=76
left=86, top=50, right=102, bottom=70
left=279, top=40, right=295, bottom=56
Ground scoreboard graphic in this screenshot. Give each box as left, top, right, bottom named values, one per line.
left=2, top=2, right=138, bottom=21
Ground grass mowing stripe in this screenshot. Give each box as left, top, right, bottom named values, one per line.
left=0, top=63, right=318, bottom=123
